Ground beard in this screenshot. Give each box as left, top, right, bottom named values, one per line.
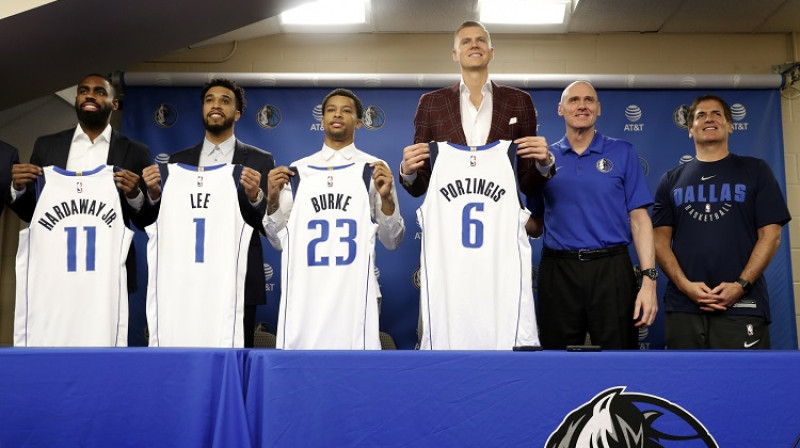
left=203, top=114, right=236, bottom=134
left=75, top=101, right=113, bottom=128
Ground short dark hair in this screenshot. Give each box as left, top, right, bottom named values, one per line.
left=687, top=94, right=732, bottom=124
left=322, top=88, right=363, bottom=120
left=80, top=73, right=116, bottom=99
left=202, top=78, right=246, bottom=112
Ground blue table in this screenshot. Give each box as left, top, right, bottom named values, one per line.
left=0, top=348, right=250, bottom=448
left=3, top=349, right=800, bottom=447
left=244, top=350, right=800, bottom=447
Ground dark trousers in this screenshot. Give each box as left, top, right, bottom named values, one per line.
left=666, top=312, right=770, bottom=349
left=537, top=249, right=638, bottom=350
left=244, top=305, right=256, bottom=348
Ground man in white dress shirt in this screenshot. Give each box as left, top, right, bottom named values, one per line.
left=265, top=88, right=404, bottom=348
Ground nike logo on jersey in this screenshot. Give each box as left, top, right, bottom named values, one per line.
left=744, top=340, right=760, bottom=348
left=700, top=175, right=716, bottom=181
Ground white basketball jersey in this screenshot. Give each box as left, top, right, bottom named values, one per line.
left=15, top=165, right=133, bottom=347
left=277, top=162, right=380, bottom=350
left=418, top=141, right=540, bottom=350
left=146, top=163, right=252, bottom=348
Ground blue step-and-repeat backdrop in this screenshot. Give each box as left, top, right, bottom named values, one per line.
left=121, top=79, right=795, bottom=350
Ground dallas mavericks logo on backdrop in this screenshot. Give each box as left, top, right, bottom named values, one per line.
left=673, top=104, right=690, bottom=129
left=546, top=386, right=718, bottom=447
left=623, top=105, right=644, bottom=132
left=638, top=156, right=650, bottom=176
left=412, top=267, right=421, bottom=290
left=256, top=104, right=282, bottom=129
left=363, top=105, right=386, bottom=130
left=153, top=103, right=178, bottom=128
left=596, top=158, right=613, bottom=173
left=730, top=103, right=749, bottom=131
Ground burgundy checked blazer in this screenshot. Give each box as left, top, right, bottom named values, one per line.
left=401, top=81, right=549, bottom=197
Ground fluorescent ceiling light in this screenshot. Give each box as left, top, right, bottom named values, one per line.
left=281, top=0, right=367, bottom=25
left=479, top=0, right=570, bottom=25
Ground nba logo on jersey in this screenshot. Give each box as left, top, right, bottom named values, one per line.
left=197, top=176, right=203, bottom=187
left=470, top=155, right=477, bottom=167
left=705, top=203, right=711, bottom=213
left=76, top=181, right=83, bottom=193
left=327, top=175, right=333, bottom=187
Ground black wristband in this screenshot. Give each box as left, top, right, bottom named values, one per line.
left=736, top=277, right=753, bottom=293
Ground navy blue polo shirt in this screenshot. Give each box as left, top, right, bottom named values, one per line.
left=528, top=132, right=652, bottom=250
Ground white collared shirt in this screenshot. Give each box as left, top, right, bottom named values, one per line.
left=199, top=136, right=236, bottom=166
left=66, top=124, right=113, bottom=171
left=459, top=78, right=493, bottom=147
left=264, top=142, right=405, bottom=250
left=10, top=124, right=145, bottom=210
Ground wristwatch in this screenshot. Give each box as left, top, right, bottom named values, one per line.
left=640, top=268, right=659, bottom=281
left=253, top=188, right=264, bottom=203
left=736, top=277, right=753, bottom=293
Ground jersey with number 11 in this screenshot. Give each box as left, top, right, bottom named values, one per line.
left=15, top=165, right=133, bottom=347
left=146, top=163, right=252, bottom=347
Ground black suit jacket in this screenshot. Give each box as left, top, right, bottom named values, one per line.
left=10, top=127, right=156, bottom=293
left=0, top=140, right=20, bottom=216
left=168, top=140, right=275, bottom=306
left=402, top=81, right=550, bottom=197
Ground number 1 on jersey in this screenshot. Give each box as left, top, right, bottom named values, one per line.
left=194, top=218, right=206, bottom=263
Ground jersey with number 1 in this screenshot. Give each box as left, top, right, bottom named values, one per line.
left=146, top=163, right=252, bottom=347
left=15, top=165, right=133, bottom=347
left=277, top=162, right=380, bottom=350
left=418, top=141, right=540, bottom=350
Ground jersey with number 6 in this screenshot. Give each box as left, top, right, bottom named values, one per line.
left=277, top=162, right=380, bottom=350
left=418, top=141, right=540, bottom=350
left=146, top=163, right=252, bottom=347
left=15, top=165, right=133, bottom=347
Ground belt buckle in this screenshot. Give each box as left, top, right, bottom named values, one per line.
left=577, top=249, right=591, bottom=261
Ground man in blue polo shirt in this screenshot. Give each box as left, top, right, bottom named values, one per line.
left=652, top=94, right=790, bottom=349
left=527, top=80, right=657, bottom=350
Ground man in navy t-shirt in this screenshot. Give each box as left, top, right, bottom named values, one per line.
left=652, top=94, right=790, bottom=349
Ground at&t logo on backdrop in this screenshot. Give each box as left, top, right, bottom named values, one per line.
left=730, top=103, right=749, bottom=131
left=623, top=104, right=645, bottom=132
left=310, top=104, right=324, bottom=131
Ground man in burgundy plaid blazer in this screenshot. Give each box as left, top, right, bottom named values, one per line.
left=400, top=20, right=554, bottom=198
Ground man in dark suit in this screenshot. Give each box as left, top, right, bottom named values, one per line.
left=0, top=140, right=20, bottom=216
left=399, top=20, right=554, bottom=198
left=10, top=73, right=156, bottom=293
left=142, top=78, right=274, bottom=348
